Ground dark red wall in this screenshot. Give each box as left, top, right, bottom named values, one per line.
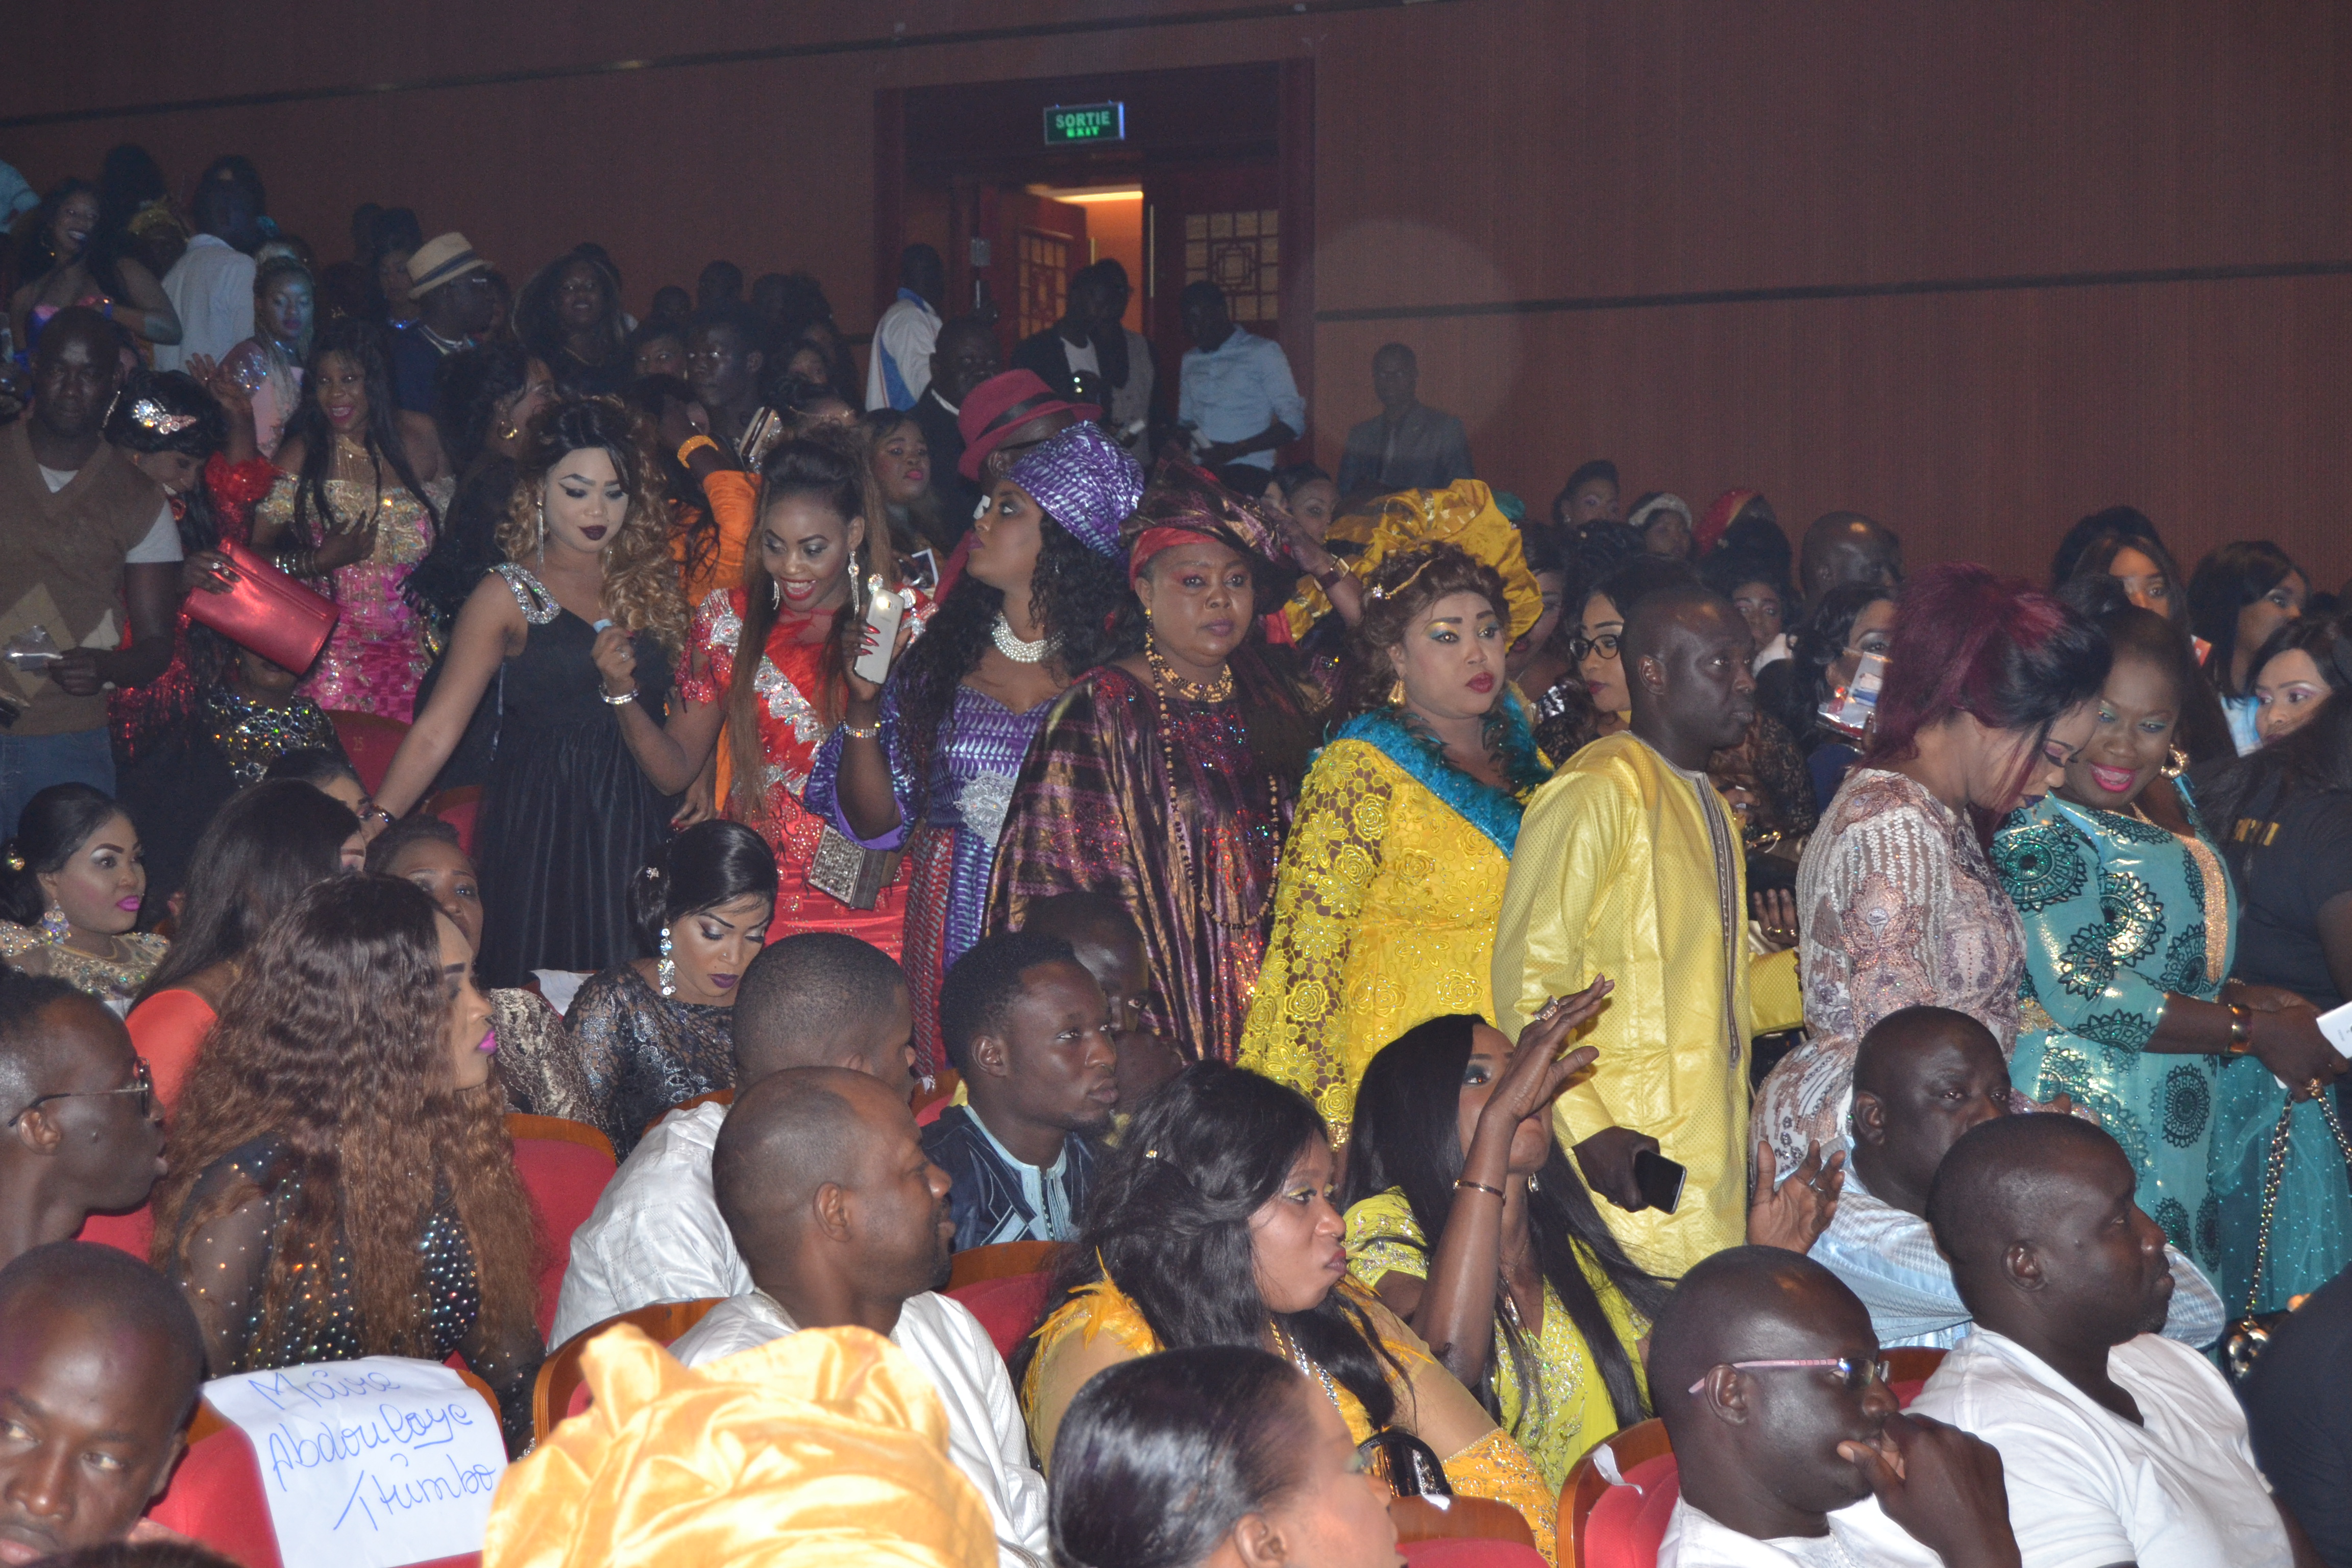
left=8, top=1, right=2347, bottom=588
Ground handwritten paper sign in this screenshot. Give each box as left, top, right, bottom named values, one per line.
left=202, top=1357, right=507, bottom=1568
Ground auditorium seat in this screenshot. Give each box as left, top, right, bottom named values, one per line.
left=503, top=1114, right=617, bottom=1341
left=421, top=785, right=483, bottom=856
left=945, top=1269, right=1053, bottom=1361
left=641, top=1088, right=732, bottom=1144
left=1393, top=1494, right=1536, bottom=1550
left=532, top=1300, right=722, bottom=1443
left=75, top=1203, right=154, bottom=1260
left=325, top=710, right=410, bottom=795
left=945, top=1239, right=1057, bottom=1292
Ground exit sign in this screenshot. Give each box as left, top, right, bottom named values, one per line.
left=1044, top=102, right=1126, bottom=146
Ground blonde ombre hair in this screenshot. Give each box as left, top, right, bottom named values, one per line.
left=497, top=395, right=689, bottom=654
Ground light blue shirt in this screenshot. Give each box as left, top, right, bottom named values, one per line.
left=1809, top=1162, right=2227, bottom=1350
left=968, top=1108, right=1073, bottom=1246
left=1178, top=327, right=1305, bottom=471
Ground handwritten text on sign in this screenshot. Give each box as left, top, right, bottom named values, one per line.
left=202, top=1357, right=507, bottom=1568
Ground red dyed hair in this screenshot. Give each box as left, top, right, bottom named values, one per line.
left=1863, top=564, right=2110, bottom=777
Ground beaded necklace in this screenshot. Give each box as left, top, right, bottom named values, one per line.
left=1144, top=636, right=1234, bottom=703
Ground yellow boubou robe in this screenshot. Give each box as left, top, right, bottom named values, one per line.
left=1491, top=732, right=1802, bottom=1277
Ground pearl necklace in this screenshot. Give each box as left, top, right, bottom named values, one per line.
left=990, top=614, right=1056, bottom=664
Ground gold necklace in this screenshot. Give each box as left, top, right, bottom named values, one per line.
left=1144, top=635, right=1234, bottom=703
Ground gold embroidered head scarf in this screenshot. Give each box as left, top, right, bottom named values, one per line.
left=484, top=1324, right=995, bottom=1568
left=1285, top=479, right=1544, bottom=644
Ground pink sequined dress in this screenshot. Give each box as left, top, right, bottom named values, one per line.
left=254, top=471, right=451, bottom=720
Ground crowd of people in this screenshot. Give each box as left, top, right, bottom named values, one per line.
left=3, top=144, right=2352, bottom=1568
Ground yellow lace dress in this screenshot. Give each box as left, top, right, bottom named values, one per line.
left=1345, top=1188, right=1649, bottom=1491
left=1239, top=714, right=1541, bottom=1134
left=1022, top=1273, right=1559, bottom=1563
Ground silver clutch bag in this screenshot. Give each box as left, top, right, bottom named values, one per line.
left=807, top=824, right=900, bottom=911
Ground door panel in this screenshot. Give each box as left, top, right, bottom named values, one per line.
left=1142, top=161, right=1284, bottom=424
left=992, top=190, right=1088, bottom=360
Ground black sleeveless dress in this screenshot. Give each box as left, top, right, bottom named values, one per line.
left=473, top=565, right=679, bottom=987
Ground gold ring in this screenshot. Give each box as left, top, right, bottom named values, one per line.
left=2307, top=1078, right=2328, bottom=1100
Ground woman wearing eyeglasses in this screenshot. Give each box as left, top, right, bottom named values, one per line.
left=1755, top=583, right=1898, bottom=813
left=1570, top=556, right=1693, bottom=741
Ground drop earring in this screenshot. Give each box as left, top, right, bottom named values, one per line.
left=535, top=496, right=547, bottom=565
left=1388, top=676, right=1406, bottom=707
left=37, top=905, right=71, bottom=944
left=770, top=576, right=780, bottom=610
left=658, top=925, right=677, bottom=997
left=1525, top=1172, right=1540, bottom=1193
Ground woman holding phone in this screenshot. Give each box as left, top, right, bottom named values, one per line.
left=594, top=429, right=933, bottom=955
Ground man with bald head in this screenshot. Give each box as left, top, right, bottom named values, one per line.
left=1654, top=1245, right=2021, bottom=1567
left=1910, top=1116, right=2305, bottom=1568
left=549, top=932, right=917, bottom=1345
left=0, top=972, right=166, bottom=1272
left=1494, top=582, right=1806, bottom=1274
left=0, top=1241, right=206, bottom=1563
left=1, top=307, right=183, bottom=834
left=1810, top=1006, right=2222, bottom=1350
left=670, top=1067, right=1049, bottom=1567
left=1799, top=510, right=1902, bottom=602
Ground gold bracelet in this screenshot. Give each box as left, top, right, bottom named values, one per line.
left=1453, top=1178, right=1506, bottom=1199
left=676, top=434, right=721, bottom=466
left=2227, top=1002, right=2253, bottom=1055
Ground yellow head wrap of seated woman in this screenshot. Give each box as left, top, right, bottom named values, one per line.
left=1284, top=479, right=1544, bottom=645
left=483, top=1324, right=994, bottom=1568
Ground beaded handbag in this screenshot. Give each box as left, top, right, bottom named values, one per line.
left=2224, top=1095, right=2352, bottom=1381
left=806, top=825, right=900, bottom=911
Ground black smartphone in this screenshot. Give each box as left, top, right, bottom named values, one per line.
left=1632, top=1148, right=1687, bottom=1214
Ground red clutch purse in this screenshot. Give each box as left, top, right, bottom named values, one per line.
left=183, top=540, right=340, bottom=675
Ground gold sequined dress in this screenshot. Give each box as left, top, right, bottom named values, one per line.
left=0, top=922, right=168, bottom=1010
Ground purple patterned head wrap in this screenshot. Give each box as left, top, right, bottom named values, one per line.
left=1006, top=422, right=1144, bottom=559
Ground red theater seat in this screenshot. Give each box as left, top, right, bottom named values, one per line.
left=946, top=1270, right=1054, bottom=1361
left=503, top=1114, right=617, bottom=1341
left=326, top=710, right=410, bottom=795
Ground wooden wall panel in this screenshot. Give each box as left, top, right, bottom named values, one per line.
left=5, top=0, right=2347, bottom=585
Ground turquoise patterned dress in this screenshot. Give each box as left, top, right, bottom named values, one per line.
left=1991, top=782, right=2233, bottom=1278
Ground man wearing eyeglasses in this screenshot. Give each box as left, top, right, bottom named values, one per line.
left=1652, top=1245, right=2023, bottom=1567
left=1909, top=1114, right=2307, bottom=1568
left=0, top=973, right=165, bottom=1271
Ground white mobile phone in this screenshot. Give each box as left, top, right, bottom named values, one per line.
left=854, top=577, right=904, bottom=685
left=2315, top=1000, right=2352, bottom=1059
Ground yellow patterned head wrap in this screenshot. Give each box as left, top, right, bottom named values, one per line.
left=1285, top=480, right=1544, bottom=644
left=483, top=1324, right=994, bottom=1568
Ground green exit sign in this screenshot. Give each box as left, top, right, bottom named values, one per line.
left=1044, top=102, right=1126, bottom=146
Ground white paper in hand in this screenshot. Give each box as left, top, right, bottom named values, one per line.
left=2316, top=1000, right=2352, bottom=1059
left=200, top=1357, right=506, bottom=1568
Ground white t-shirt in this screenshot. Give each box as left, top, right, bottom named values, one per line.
left=1064, top=338, right=1099, bottom=377
left=1658, top=1497, right=1940, bottom=1567
left=39, top=463, right=179, bottom=562
left=1907, top=1329, right=2290, bottom=1568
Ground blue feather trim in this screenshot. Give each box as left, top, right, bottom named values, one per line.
left=1329, top=699, right=1535, bottom=858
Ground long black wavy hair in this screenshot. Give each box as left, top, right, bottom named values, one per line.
left=1013, top=1062, right=1404, bottom=1430
left=1341, top=1016, right=1669, bottom=1429
left=278, top=316, right=442, bottom=546
left=892, top=516, right=1140, bottom=825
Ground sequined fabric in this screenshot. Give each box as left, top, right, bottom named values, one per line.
left=984, top=665, right=1293, bottom=1064
left=255, top=471, right=451, bottom=720
left=0, top=923, right=167, bottom=1009
left=680, top=584, right=935, bottom=954
left=1756, top=768, right=2025, bottom=1172
left=491, top=987, right=593, bottom=1123
left=805, top=677, right=1051, bottom=1073
left=108, top=453, right=274, bottom=760
left=1993, top=783, right=2233, bottom=1275
left=566, top=964, right=735, bottom=1160
left=176, top=1134, right=540, bottom=1453
left=202, top=687, right=343, bottom=785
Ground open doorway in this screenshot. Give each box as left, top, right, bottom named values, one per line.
left=878, top=61, right=1313, bottom=460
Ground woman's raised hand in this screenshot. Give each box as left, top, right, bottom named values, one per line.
left=1478, top=977, right=1612, bottom=1134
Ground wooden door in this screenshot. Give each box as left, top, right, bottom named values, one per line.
left=1142, top=161, right=1284, bottom=430
left=989, top=189, right=1088, bottom=362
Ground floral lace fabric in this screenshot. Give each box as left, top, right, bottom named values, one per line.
left=1239, top=734, right=1521, bottom=1131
